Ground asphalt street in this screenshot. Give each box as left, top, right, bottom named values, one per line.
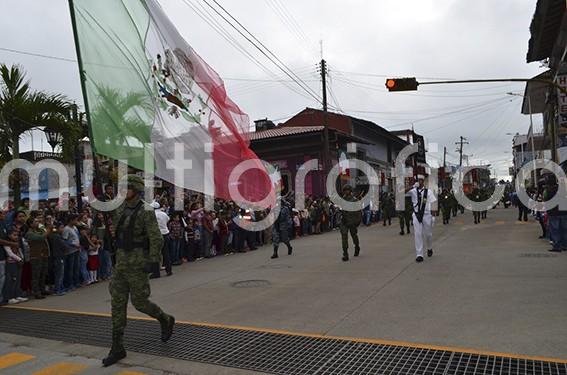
left=11, top=206, right=567, bottom=362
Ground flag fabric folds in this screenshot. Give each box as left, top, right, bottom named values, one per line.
left=71, top=0, right=273, bottom=206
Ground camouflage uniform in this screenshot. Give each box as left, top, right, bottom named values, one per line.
left=380, top=193, right=394, bottom=226
left=450, top=191, right=458, bottom=217
left=469, top=188, right=482, bottom=224
left=271, top=203, right=293, bottom=258
left=398, top=194, right=412, bottom=235
left=439, top=190, right=452, bottom=225
left=480, top=188, right=488, bottom=219
left=104, top=175, right=174, bottom=367
left=340, top=186, right=362, bottom=261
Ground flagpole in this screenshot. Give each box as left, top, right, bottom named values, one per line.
left=68, top=0, right=101, bottom=195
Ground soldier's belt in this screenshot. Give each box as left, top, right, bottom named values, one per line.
left=116, top=239, right=148, bottom=250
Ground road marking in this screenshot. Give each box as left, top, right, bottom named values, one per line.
left=495, top=221, right=505, bottom=225
left=5, top=305, right=567, bottom=364
left=32, top=362, right=88, bottom=375
left=0, top=352, right=35, bottom=370
left=117, top=372, right=147, bottom=375
left=515, top=221, right=527, bottom=225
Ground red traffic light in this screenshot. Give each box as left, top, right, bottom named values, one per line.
left=385, top=77, right=419, bottom=92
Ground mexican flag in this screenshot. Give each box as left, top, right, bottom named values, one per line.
left=71, top=0, right=273, bottom=206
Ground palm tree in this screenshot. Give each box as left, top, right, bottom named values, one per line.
left=90, top=86, right=153, bottom=148
left=0, top=64, right=81, bottom=202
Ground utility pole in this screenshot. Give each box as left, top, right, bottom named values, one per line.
left=456, top=136, right=469, bottom=167
left=320, top=58, right=330, bottom=193
left=443, top=146, right=447, bottom=167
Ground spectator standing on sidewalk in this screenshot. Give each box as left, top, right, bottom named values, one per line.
left=24, top=217, right=50, bottom=299
left=4, top=229, right=27, bottom=304
left=168, top=213, right=183, bottom=265
left=47, top=222, right=68, bottom=296
left=152, top=202, right=172, bottom=277
left=62, top=214, right=81, bottom=290
left=0, top=210, right=19, bottom=304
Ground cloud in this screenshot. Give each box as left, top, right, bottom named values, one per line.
left=0, top=0, right=543, bottom=177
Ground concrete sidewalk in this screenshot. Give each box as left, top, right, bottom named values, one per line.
left=20, top=207, right=567, bottom=359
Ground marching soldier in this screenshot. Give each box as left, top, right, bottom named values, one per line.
left=409, top=176, right=437, bottom=262
left=381, top=192, right=394, bottom=226
left=103, top=175, right=175, bottom=367
left=480, top=187, right=488, bottom=220
left=271, top=199, right=293, bottom=259
left=469, top=185, right=482, bottom=224
left=450, top=190, right=458, bottom=217
left=398, top=191, right=412, bottom=235
left=340, top=185, right=362, bottom=261
left=439, top=189, right=452, bottom=225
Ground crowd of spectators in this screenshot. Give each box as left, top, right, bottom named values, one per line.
left=0, top=186, right=392, bottom=305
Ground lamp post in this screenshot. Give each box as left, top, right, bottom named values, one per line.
left=44, top=128, right=62, bottom=152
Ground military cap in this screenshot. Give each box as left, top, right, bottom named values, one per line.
left=127, top=174, right=145, bottom=192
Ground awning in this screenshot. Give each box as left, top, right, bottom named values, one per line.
left=521, top=70, right=552, bottom=114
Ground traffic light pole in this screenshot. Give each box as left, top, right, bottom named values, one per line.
left=387, top=77, right=567, bottom=165
left=418, top=78, right=567, bottom=95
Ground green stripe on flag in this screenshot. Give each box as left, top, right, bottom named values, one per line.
left=73, top=0, right=155, bottom=170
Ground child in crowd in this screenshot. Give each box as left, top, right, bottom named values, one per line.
left=185, top=218, right=195, bottom=261
left=193, top=219, right=202, bottom=259
left=88, top=234, right=101, bottom=283
left=4, top=229, right=27, bottom=304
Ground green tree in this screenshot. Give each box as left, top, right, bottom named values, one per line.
left=0, top=64, right=81, bottom=202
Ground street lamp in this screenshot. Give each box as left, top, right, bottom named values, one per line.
left=44, top=128, right=62, bottom=152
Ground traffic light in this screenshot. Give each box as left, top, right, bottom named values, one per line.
left=385, top=77, right=419, bottom=92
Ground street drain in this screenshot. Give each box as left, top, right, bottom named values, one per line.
left=231, top=280, right=271, bottom=288
left=0, top=308, right=566, bottom=375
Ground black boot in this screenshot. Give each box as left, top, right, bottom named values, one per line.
left=287, top=245, right=293, bottom=255
left=342, top=250, right=349, bottom=261
left=399, top=230, right=404, bottom=235
left=160, top=315, right=175, bottom=343
left=354, top=246, right=360, bottom=257
left=271, top=246, right=279, bottom=259
left=102, top=347, right=126, bottom=367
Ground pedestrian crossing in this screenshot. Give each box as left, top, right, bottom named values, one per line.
left=0, top=352, right=35, bottom=370
left=0, top=352, right=148, bottom=374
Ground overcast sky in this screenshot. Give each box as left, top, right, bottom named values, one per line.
left=0, top=0, right=544, bottom=179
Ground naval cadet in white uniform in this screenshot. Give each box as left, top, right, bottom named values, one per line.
left=409, top=175, right=437, bottom=262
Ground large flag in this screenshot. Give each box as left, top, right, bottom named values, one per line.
left=71, top=0, right=273, bottom=206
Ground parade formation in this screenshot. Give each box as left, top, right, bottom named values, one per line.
left=1, top=0, right=567, bottom=374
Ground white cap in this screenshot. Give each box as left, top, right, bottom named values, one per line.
left=150, top=201, right=160, bottom=209
left=417, top=174, right=425, bottom=180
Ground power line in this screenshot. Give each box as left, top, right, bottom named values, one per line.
left=333, top=75, right=511, bottom=98
left=0, top=47, right=76, bottom=63
left=332, top=69, right=455, bottom=81
left=203, top=0, right=322, bottom=102
left=181, top=0, right=316, bottom=102
left=265, top=0, right=313, bottom=55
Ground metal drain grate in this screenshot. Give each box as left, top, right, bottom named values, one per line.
left=0, top=307, right=565, bottom=375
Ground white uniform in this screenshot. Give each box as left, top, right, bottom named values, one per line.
left=409, top=187, right=437, bottom=258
